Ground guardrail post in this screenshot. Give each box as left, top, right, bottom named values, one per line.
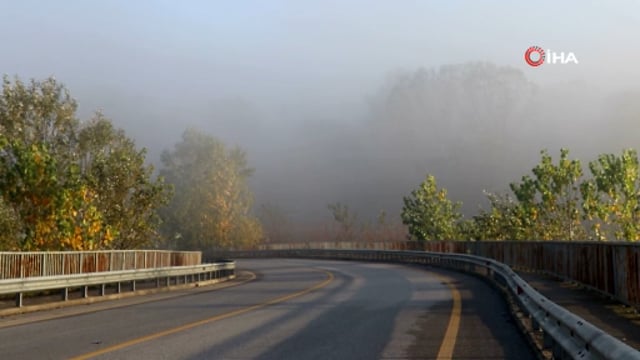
left=543, top=330, right=555, bottom=350
left=530, top=315, right=539, bottom=330
left=0, top=261, right=234, bottom=312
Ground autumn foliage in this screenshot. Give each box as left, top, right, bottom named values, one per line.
left=0, top=77, right=170, bottom=250
left=159, top=129, right=263, bottom=250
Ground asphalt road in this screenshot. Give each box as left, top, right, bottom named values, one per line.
left=0, top=259, right=536, bottom=359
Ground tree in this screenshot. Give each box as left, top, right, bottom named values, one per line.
left=160, top=129, right=262, bottom=250
left=509, top=149, right=585, bottom=240
left=367, top=63, right=537, bottom=205
left=472, top=191, right=527, bottom=241
left=0, top=197, right=21, bottom=250
left=0, top=76, right=79, bottom=172
left=0, top=138, right=113, bottom=250
left=372, top=209, right=395, bottom=242
left=327, top=202, right=358, bottom=242
left=77, top=115, right=171, bottom=248
left=581, top=149, right=640, bottom=241
left=397, top=148, right=640, bottom=243
left=401, top=175, right=462, bottom=241
left=0, top=76, right=168, bottom=250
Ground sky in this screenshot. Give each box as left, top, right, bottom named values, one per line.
left=1, top=1, right=640, bottom=238
left=2, top=1, right=639, bottom=108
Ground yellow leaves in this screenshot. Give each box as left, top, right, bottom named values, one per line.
left=20, top=184, right=114, bottom=250
left=33, top=217, right=55, bottom=248
left=0, top=77, right=170, bottom=251
left=104, top=227, right=114, bottom=243
left=33, top=151, right=42, bottom=165
left=59, top=226, right=83, bottom=250
left=89, top=219, right=101, bottom=235
left=80, top=186, right=94, bottom=202
left=160, top=129, right=261, bottom=249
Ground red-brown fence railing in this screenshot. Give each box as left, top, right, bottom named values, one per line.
left=0, top=250, right=202, bottom=279
left=258, top=241, right=640, bottom=308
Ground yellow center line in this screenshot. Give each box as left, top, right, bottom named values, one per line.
left=435, top=277, right=462, bottom=360
left=69, top=269, right=334, bottom=360
left=0, top=271, right=256, bottom=331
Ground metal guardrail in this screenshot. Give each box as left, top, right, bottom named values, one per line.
left=227, top=249, right=640, bottom=360
left=1, top=261, right=235, bottom=308
left=0, top=250, right=202, bottom=280
left=258, top=241, right=640, bottom=310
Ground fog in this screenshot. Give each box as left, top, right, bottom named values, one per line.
left=2, top=1, right=640, bottom=239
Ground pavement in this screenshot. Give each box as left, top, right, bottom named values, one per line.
left=518, top=272, right=640, bottom=350
left=0, top=259, right=536, bottom=360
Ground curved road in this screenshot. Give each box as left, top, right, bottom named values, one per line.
left=0, top=259, right=535, bottom=359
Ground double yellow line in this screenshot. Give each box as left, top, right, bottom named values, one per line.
left=70, top=270, right=334, bottom=360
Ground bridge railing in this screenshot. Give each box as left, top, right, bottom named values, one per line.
left=226, top=248, right=640, bottom=360
left=1, top=261, right=235, bottom=309
left=257, top=241, right=640, bottom=309
left=0, top=250, right=202, bottom=280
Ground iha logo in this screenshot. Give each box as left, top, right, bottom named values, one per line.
left=524, top=46, right=578, bottom=67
